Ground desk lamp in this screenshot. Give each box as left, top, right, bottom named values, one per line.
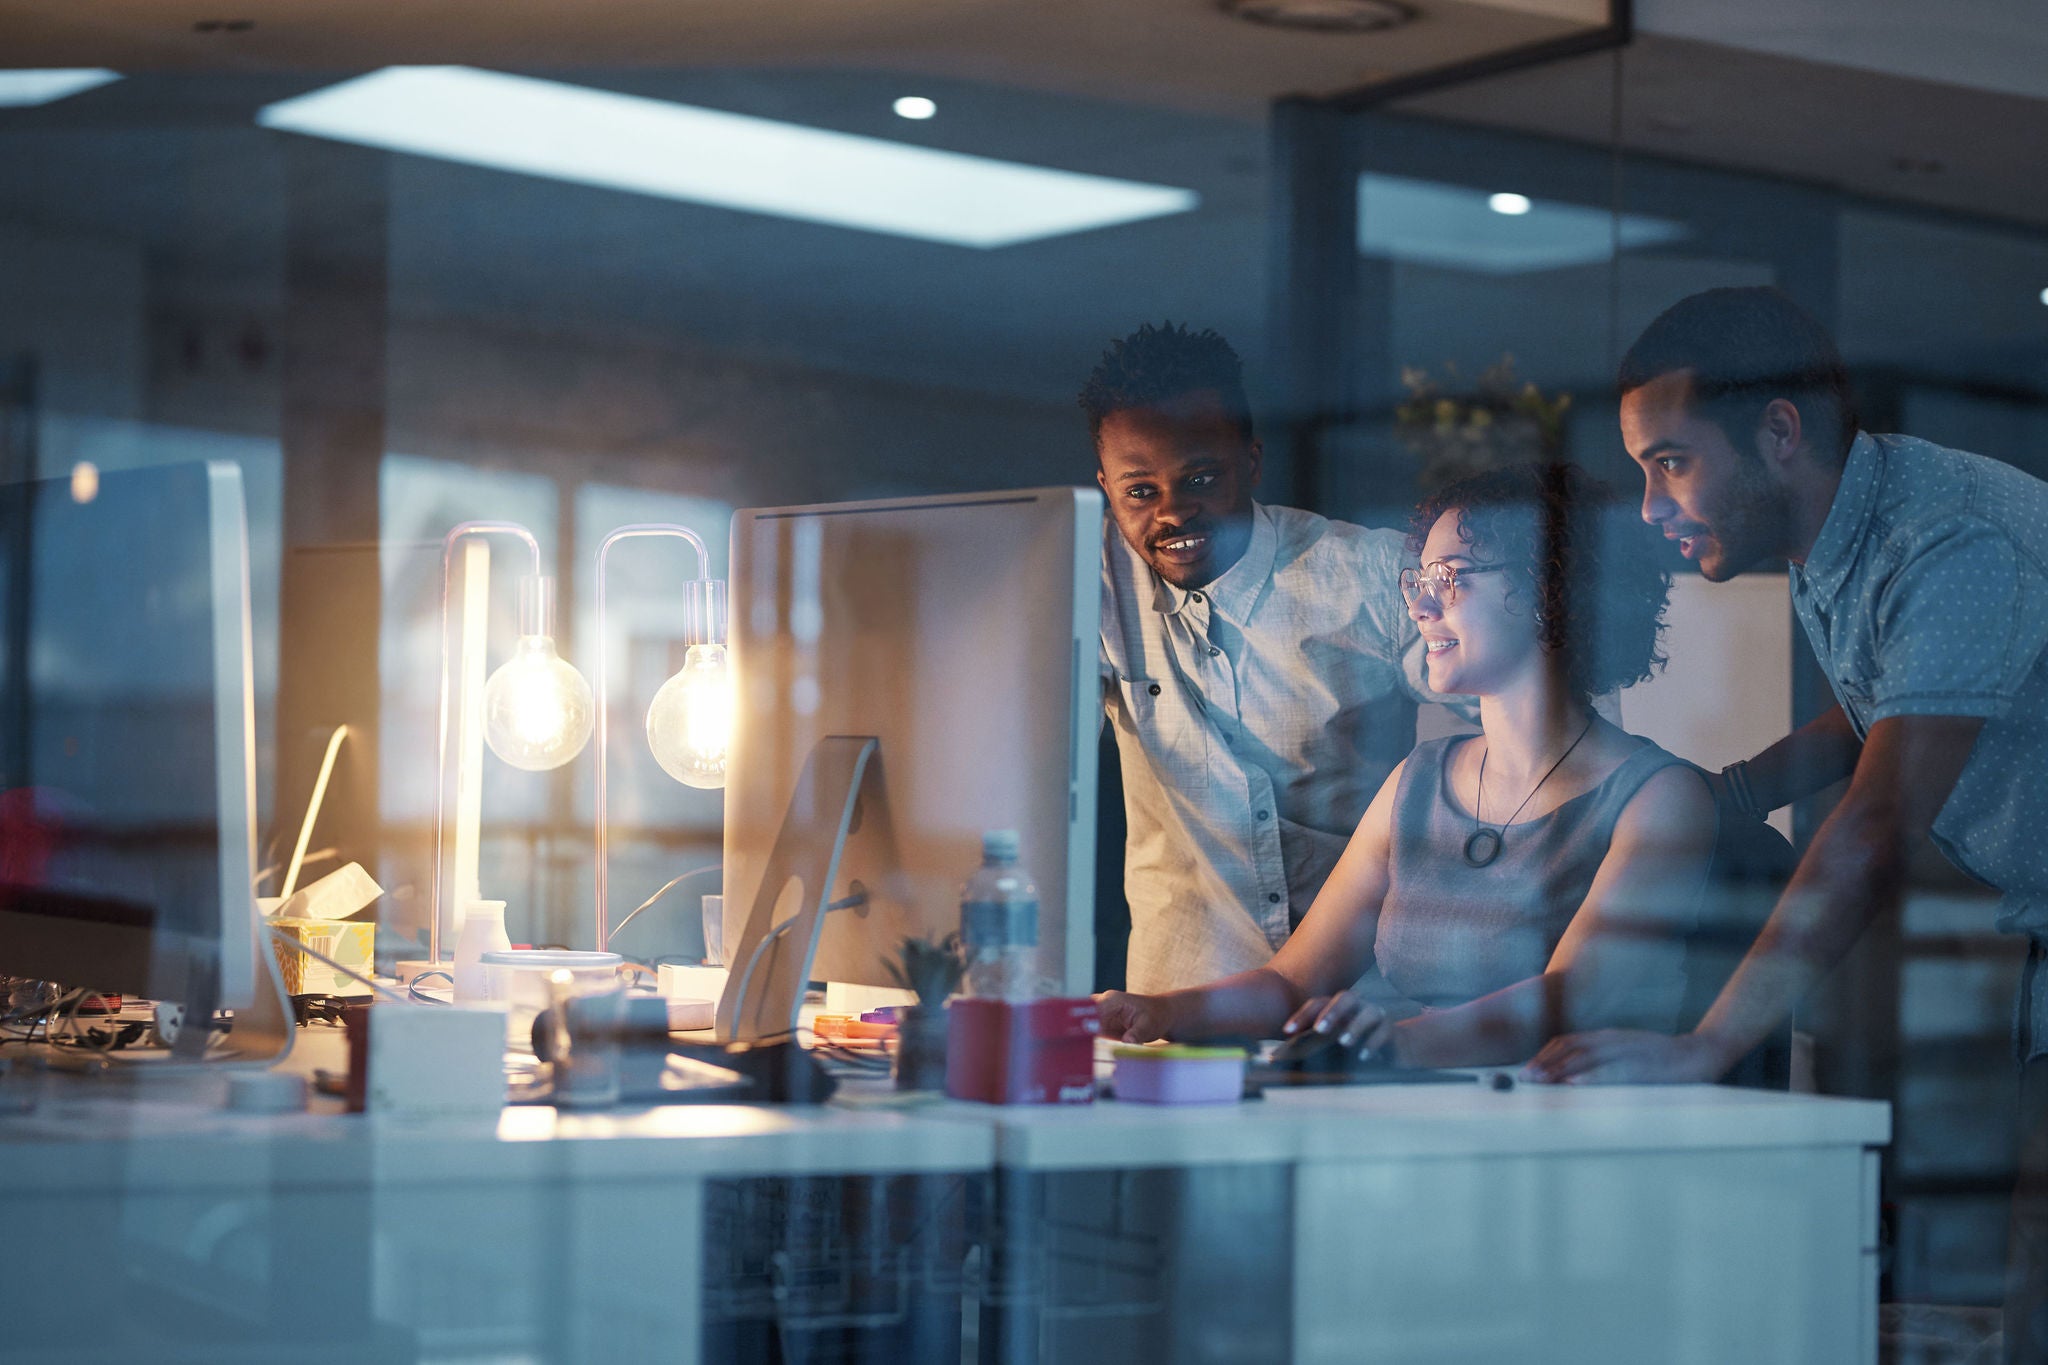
left=429, top=521, right=594, bottom=967
left=594, top=523, right=729, bottom=950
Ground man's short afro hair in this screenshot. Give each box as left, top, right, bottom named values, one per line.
left=1078, top=322, right=1255, bottom=444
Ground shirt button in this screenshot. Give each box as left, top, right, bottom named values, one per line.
left=1256, top=810, right=1269, bottom=820
left=1190, top=591, right=1204, bottom=602
left=1147, top=683, right=1161, bottom=696
left=1267, top=892, right=1282, bottom=904
left=1208, top=646, right=1220, bottom=657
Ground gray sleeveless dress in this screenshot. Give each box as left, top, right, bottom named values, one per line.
left=1372, top=734, right=1699, bottom=1017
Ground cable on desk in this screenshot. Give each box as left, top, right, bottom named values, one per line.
left=609, top=863, right=723, bottom=942
left=407, top=971, right=454, bottom=1005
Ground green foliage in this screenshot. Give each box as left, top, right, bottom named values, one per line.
left=1395, top=355, right=1573, bottom=493
left=885, top=932, right=965, bottom=1008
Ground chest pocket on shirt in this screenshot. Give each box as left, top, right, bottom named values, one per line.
left=1115, top=674, right=1203, bottom=755
left=1116, top=675, right=1166, bottom=729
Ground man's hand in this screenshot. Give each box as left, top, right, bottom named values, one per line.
left=1522, top=1029, right=1729, bottom=1085
left=1093, top=990, right=1181, bottom=1043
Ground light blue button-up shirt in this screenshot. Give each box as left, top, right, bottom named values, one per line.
left=1789, top=432, right=2048, bottom=1055
left=1100, top=503, right=1441, bottom=993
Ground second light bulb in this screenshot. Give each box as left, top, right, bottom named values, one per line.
left=646, top=642, right=731, bottom=789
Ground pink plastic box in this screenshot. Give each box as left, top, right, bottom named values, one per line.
left=1112, top=1045, right=1247, bottom=1105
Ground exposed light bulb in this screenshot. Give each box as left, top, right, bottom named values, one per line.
left=483, top=634, right=594, bottom=770
left=646, top=642, right=731, bottom=789
left=1488, top=191, right=1532, bottom=216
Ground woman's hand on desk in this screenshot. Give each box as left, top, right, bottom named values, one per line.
left=1283, top=991, right=1397, bottom=1061
left=1522, top=1029, right=1725, bottom=1084
left=1093, top=990, right=1181, bottom=1043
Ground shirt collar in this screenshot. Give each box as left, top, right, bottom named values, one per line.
left=1153, top=503, right=1277, bottom=619
left=1796, top=431, right=1881, bottom=600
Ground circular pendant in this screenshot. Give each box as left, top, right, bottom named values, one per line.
left=1463, top=827, right=1503, bottom=868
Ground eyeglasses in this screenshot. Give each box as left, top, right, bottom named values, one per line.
left=1399, top=562, right=1508, bottom=608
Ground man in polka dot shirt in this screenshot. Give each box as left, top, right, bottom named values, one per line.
left=1524, top=286, right=2048, bottom=1353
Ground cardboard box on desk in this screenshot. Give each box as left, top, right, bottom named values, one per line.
left=945, top=997, right=1100, bottom=1105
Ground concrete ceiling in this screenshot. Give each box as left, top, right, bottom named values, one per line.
left=1635, top=0, right=2048, bottom=104
left=0, top=0, right=1608, bottom=117
left=1389, top=33, right=2048, bottom=230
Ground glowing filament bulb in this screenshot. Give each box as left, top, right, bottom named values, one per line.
left=483, top=634, right=594, bottom=771
left=646, top=642, right=731, bottom=789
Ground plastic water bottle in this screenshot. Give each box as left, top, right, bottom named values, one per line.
left=961, top=830, right=1040, bottom=1002
left=452, top=899, right=511, bottom=1003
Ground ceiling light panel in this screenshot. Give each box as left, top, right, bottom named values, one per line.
left=0, top=69, right=121, bottom=108
left=259, top=67, right=1199, bottom=249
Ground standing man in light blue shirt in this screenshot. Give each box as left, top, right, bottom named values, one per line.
left=1522, top=287, right=2048, bottom=1357
left=1084, top=322, right=1445, bottom=993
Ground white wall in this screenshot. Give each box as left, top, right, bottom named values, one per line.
left=1618, top=572, right=1794, bottom=837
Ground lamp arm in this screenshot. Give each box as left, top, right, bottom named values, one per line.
left=431, top=521, right=544, bottom=964
left=594, top=523, right=724, bottom=952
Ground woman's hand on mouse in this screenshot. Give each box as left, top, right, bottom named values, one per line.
left=1092, top=990, right=1179, bottom=1043
left=1283, top=991, right=1397, bottom=1059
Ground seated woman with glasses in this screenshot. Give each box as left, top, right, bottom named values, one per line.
left=1096, top=461, right=1729, bottom=1070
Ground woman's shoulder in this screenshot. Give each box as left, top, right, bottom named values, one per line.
left=1595, top=733, right=1710, bottom=802
left=1402, top=733, right=1471, bottom=777
left=1601, top=736, right=1715, bottom=827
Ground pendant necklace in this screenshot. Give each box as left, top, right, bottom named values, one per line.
left=1462, top=717, right=1596, bottom=869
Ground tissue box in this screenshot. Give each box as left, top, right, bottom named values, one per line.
left=261, top=861, right=383, bottom=996
left=270, top=918, right=375, bottom=996
left=945, top=997, right=1100, bottom=1105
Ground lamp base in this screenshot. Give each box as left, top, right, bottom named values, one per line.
left=392, top=960, right=451, bottom=988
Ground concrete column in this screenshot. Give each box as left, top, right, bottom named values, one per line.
left=274, top=138, right=386, bottom=902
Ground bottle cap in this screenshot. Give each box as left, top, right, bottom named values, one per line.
left=982, top=829, right=1020, bottom=861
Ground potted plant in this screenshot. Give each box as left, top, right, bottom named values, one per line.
left=1395, top=355, right=1572, bottom=493
left=886, top=932, right=964, bottom=1092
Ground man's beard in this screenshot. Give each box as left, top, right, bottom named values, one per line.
left=1698, top=459, right=1792, bottom=580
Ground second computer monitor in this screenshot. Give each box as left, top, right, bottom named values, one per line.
left=721, top=486, right=1102, bottom=1033
left=0, top=460, right=277, bottom=1058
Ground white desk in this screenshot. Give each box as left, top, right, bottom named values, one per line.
left=0, top=1062, right=1886, bottom=1365
left=0, top=1069, right=992, bottom=1364
left=971, top=1080, right=1890, bottom=1365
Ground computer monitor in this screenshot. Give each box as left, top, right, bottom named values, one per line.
left=717, top=487, right=1102, bottom=1042
left=0, top=460, right=289, bottom=1062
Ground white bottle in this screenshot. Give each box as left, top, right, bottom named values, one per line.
left=961, top=831, right=1040, bottom=1002
left=452, top=900, right=511, bottom=1003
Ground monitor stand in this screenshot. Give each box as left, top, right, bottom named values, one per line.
left=172, top=936, right=296, bottom=1066
left=716, top=734, right=888, bottom=1048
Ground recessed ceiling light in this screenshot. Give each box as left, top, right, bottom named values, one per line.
left=1221, top=0, right=1414, bottom=33
left=1488, top=192, right=1532, bottom=216
left=2039, top=287, right=2048, bottom=306
left=1359, top=174, right=1687, bottom=274
left=893, top=96, right=937, bottom=121
left=0, top=69, right=121, bottom=108
left=258, top=67, right=1196, bottom=249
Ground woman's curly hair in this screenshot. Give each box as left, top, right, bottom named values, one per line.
left=1407, top=462, right=1669, bottom=701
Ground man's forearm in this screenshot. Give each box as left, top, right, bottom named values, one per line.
left=1392, top=975, right=1549, bottom=1069
left=1740, top=704, right=1861, bottom=813
left=1690, top=798, right=1904, bottom=1070
left=1158, top=967, right=1301, bottom=1041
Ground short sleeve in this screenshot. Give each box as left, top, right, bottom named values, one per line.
left=1868, top=520, right=2048, bottom=722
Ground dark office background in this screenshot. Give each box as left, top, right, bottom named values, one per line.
left=5, top=0, right=2048, bottom=1308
